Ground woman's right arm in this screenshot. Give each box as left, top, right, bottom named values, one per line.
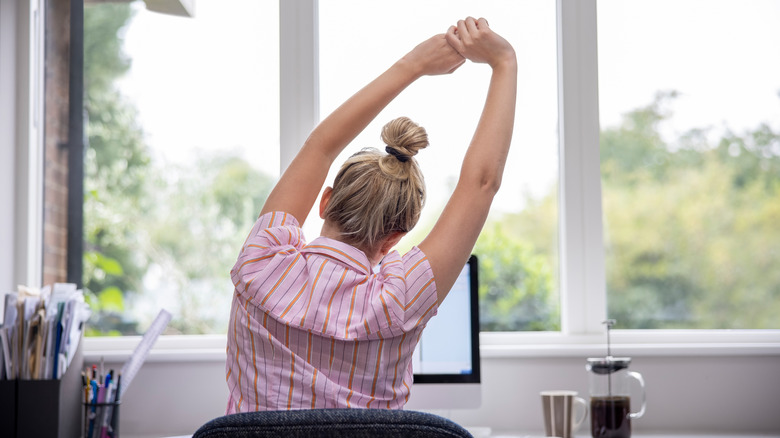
left=418, top=17, right=518, bottom=305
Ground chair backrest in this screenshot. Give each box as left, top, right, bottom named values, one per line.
left=192, top=409, right=474, bottom=438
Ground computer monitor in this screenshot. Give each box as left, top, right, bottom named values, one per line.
left=405, top=255, right=481, bottom=410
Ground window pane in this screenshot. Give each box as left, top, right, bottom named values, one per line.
left=316, top=1, right=560, bottom=331
left=84, top=1, right=279, bottom=335
left=598, top=0, right=780, bottom=329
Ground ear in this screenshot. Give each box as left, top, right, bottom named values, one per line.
left=319, top=187, right=333, bottom=219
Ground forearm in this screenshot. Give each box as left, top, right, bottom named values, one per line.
left=302, top=58, right=423, bottom=162
left=460, top=59, right=518, bottom=193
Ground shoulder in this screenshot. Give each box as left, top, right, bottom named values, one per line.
left=244, top=211, right=304, bottom=249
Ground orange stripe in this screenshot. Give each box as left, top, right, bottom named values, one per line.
left=304, top=244, right=368, bottom=272
left=363, top=320, right=371, bottom=335
left=345, top=284, right=359, bottom=338
left=367, top=333, right=384, bottom=408
left=246, top=244, right=269, bottom=250
left=384, top=290, right=404, bottom=309
left=404, top=278, right=434, bottom=310
left=245, top=297, right=259, bottom=411
left=405, top=256, right=427, bottom=277
left=261, top=253, right=301, bottom=306
left=389, top=333, right=407, bottom=408
left=307, top=331, right=313, bottom=362
left=280, top=281, right=309, bottom=319
left=346, top=340, right=359, bottom=407
left=414, top=302, right=438, bottom=328
left=386, top=273, right=405, bottom=282
left=379, top=294, right=393, bottom=327
left=282, top=212, right=287, bottom=225
left=329, top=337, right=335, bottom=370
left=264, top=228, right=282, bottom=246
left=322, top=270, right=348, bottom=333
left=234, top=303, right=243, bottom=411
left=237, top=254, right=275, bottom=273
left=287, top=350, right=296, bottom=409
left=300, top=260, right=327, bottom=325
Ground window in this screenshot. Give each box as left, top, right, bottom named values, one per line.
left=598, top=0, right=780, bottom=329
left=75, top=0, right=780, bottom=346
left=315, top=0, right=561, bottom=331
left=84, top=0, right=279, bottom=335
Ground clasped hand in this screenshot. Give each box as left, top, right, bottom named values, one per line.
left=404, top=16, right=516, bottom=77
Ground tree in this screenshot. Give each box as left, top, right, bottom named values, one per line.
left=84, top=5, right=275, bottom=335
left=601, top=92, right=780, bottom=329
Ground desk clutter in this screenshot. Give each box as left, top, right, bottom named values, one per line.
left=1, top=283, right=90, bottom=438
left=1, top=283, right=90, bottom=381
left=1, top=283, right=171, bottom=438
left=83, top=362, right=121, bottom=438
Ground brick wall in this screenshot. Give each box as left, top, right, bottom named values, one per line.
left=42, top=0, right=71, bottom=286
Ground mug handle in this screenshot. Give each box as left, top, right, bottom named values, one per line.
left=627, top=371, right=646, bottom=419
left=572, top=396, right=589, bottom=430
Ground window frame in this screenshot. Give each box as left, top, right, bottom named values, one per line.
left=66, top=0, right=776, bottom=358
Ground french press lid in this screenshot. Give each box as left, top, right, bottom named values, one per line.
left=587, top=319, right=630, bottom=374
left=586, top=356, right=631, bottom=375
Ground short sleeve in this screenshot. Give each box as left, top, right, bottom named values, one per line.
left=230, top=211, right=305, bottom=306
left=376, top=246, right=439, bottom=332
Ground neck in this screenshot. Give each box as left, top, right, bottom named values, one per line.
left=320, top=221, right=382, bottom=267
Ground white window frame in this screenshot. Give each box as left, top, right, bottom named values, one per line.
left=76, top=0, right=778, bottom=360
left=3, top=0, right=45, bottom=293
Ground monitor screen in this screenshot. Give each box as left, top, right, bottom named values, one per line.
left=406, top=255, right=481, bottom=409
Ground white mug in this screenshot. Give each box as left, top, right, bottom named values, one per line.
left=540, top=390, right=588, bottom=438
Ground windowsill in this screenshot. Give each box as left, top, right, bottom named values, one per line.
left=82, top=330, right=780, bottom=363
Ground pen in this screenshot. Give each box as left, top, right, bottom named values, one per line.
left=109, top=372, right=122, bottom=437
left=88, top=377, right=99, bottom=438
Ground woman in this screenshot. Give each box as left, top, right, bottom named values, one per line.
left=226, top=17, right=516, bottom=412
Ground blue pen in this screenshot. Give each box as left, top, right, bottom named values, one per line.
left=88, top=378, right=99, bottom=438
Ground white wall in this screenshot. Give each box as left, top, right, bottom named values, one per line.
left=90, top=349, right=780, bottom=438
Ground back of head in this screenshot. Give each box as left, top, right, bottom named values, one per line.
left=323, top=117, right=428, bottom=254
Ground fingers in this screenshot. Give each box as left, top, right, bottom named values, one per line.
left=445, top=25, right=464, bottom=54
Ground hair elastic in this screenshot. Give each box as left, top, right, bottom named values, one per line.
left=385, top=146, right=410, bottom=163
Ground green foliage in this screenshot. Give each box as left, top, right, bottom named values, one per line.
left=83, top=5, right=274, bottom=335
left=84, top=3, right=149, bottom=335
left=474, top=224, right=559, bottom=331
left=601, top=92, right=780, bottom=329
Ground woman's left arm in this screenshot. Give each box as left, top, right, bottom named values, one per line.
left=260, top=34, right=464, bottom=224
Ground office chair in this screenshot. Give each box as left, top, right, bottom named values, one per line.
left=192, top=408, right=474, bottom=438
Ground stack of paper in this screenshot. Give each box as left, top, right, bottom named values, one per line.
left=0, top=283, right=91, bottom=380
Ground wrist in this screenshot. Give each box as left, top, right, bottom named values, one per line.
left=490, top=55, right=518, bottom=74
left=395, top=56, right=426, bottom=80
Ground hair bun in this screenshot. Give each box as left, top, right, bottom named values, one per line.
left=381, top=117, right=429, bottom=161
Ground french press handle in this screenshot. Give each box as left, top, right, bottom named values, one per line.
left=627, top=371, right=646, bottom=419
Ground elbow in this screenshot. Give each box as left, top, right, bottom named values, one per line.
left=479, top=172, right=502, bottom=197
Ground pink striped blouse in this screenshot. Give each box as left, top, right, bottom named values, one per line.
left=225, top=211, right=439, bottom=413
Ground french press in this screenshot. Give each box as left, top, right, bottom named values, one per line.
left=586, top=320, right=646, bottom=438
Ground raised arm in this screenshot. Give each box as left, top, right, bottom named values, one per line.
left=419, top=17, right=518, bottom=304
left=260, top=35, right=465, bottom=224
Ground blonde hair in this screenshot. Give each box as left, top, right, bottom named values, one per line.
left=323, top=117, right=428, bottom=254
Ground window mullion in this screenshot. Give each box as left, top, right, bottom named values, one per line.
left=556, top=0, right=606, bottom=335
left=279, top=0, right=319, bottom=174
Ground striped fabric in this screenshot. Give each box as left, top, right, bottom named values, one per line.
left=225, top=211, right=439, bottom=413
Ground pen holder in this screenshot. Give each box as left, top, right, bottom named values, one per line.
left=82, top=400, right=120, bottom=438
